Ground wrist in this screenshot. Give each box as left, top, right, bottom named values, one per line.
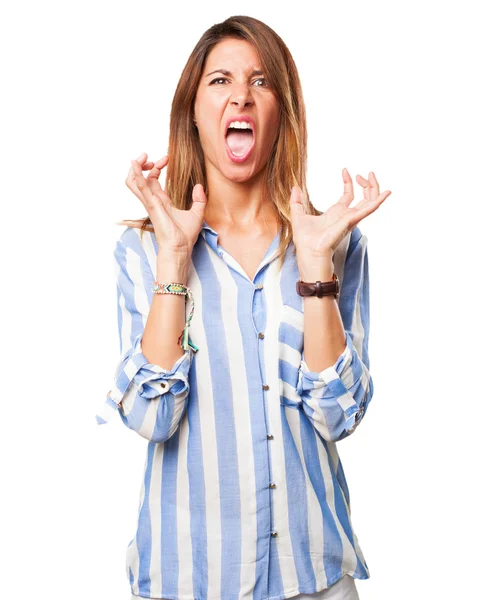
left=156, top=254, right=190, bottom=284
left=155, top=271, right=190, bottom=285
left=298, top=261, right=334, bottom=283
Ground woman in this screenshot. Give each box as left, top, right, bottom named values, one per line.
left=96, top=15, right=391, bottom=600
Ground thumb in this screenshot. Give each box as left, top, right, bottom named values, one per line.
left=290, top=185, right=304, bottom=219
left=190, top=183, right=208, bottom=220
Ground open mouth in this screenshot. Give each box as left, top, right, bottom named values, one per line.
left=225, top=128, right=255, bottom=163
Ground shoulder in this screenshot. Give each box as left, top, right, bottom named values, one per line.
left=349, top=224, right=364, bottom=248
left=332, top=225, right=367, bottom=287
left=332, top=224, right=363, bottom=268
left=116, top=226, right=157, bottom=276
left=117, top=226, right=155, bottom=256
left=118, top=225, right=143, bottom=249
left=345, top=224, right=368, bottom=259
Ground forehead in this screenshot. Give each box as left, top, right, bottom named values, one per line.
left=204, top=38, right=261, bottom=72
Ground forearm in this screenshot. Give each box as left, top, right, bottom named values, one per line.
left=294, top=231, right=373, bottom=441
left=141, top=252, right=191, bottom=372
left=301, top=259, right=347, bottom=373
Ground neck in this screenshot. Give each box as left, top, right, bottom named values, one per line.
left=204, top=168, right=278, bottom=232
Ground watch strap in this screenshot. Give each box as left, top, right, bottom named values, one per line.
left=296, top=273, right=340, bottom=298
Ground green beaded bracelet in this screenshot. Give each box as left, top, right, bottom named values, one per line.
left=151, top=281, right=199, bottom=353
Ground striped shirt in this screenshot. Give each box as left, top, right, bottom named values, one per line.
left=95, top=220, right=373, bottom=600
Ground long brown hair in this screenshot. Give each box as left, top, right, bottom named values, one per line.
left=119, top=14, right=321, bottom=272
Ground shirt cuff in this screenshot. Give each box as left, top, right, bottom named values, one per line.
left=295, top=332, right=365, bottom=434
left=95, top=333, right=193, bottom=425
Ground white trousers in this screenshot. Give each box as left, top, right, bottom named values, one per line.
left=130, top=574, right=360, bottom=600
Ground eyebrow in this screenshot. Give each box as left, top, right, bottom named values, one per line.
left=204, top=69, right=264, bottom=78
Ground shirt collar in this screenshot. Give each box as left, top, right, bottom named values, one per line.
left=201, top=220, right=218, bottom=236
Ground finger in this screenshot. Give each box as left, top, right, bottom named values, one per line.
left=126, top=155, right=164, bottom=182
left=330, top=188, right=392, bottom=242
left=189, top=183, right=208, bottom=222
left=351, top=189, right=392, bottom=219
left=368, top=171, right=380, bottom=205
left=125, top=162, right=148, bottom=204
left=146, top=155, right=168, bottom=181
left=356, top=174, right=368, bottom=187
left=125, top=152, right=149, bottom=183
left=136, top=152, right=156, bottom=171
left=289, top=185, right=305, bottom=220
left=130, top=159, right=166, bottom=209
left=337, top=168, right=355, bottom=206
left=355, top=174, right=370, bottom=202
left=145, top=155, right=169, bottom=196
left=126, top=159, right=171, bottom=210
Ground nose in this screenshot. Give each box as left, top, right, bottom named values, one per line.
left=231, top=96, right=254, bottom=109
left=230, top=82, right=254, bottom=109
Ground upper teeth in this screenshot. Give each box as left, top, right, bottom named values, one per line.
left=228, top=121, right=252, bottom=130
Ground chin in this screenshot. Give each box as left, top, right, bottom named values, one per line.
left=223, top=159, right=262, bottom=180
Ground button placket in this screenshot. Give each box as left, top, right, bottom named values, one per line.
left=253, top=307, right=279, bottom=543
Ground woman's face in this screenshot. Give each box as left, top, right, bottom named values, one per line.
left=194, top=38, right=280, bottom=183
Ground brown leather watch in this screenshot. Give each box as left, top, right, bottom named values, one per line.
left=296, top=273, right=340, bottom=299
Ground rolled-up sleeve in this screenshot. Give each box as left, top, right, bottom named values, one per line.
left=95, top=228, right=195, bottom=443
left=295, top=228, right=374, bottom=442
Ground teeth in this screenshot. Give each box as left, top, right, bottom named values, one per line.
left=228, top=121, right=252, bottom=130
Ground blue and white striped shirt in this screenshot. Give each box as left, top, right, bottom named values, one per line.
left=96, top=221, right=373, bottom=600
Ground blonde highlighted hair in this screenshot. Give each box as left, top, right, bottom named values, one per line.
left=119, top=14, right=322, bottom=272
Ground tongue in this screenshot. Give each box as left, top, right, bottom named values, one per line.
left=225, top=130, right=253, bottom=155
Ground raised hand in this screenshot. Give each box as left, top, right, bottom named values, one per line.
left=127, top=152, right=208, bottom=257
left=290, top=168, right=391, bottom=273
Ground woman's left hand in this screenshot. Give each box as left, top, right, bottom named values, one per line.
left=290, top=169, right=391, bottom=276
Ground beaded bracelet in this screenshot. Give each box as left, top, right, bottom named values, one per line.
left=151, top=281, right=199, bottom=353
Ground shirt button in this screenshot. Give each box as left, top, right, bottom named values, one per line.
left=256, top=283, right=263, bottom=290
left=258, top=332, right=265, bottom=339
left=218, top=251, right=224, bottom=257
left=269, top=483, right=276, bottom=489
left=267, top=434, right=274, bottom=440
left=262, top=384, right=269, bottom=390
left=271, top=531, right=278, bottom=537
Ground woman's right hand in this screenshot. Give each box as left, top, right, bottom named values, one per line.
left=126, top=152, right=208, bottom=257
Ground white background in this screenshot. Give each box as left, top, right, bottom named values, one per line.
left=1, top=1, right=477, bottom=599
